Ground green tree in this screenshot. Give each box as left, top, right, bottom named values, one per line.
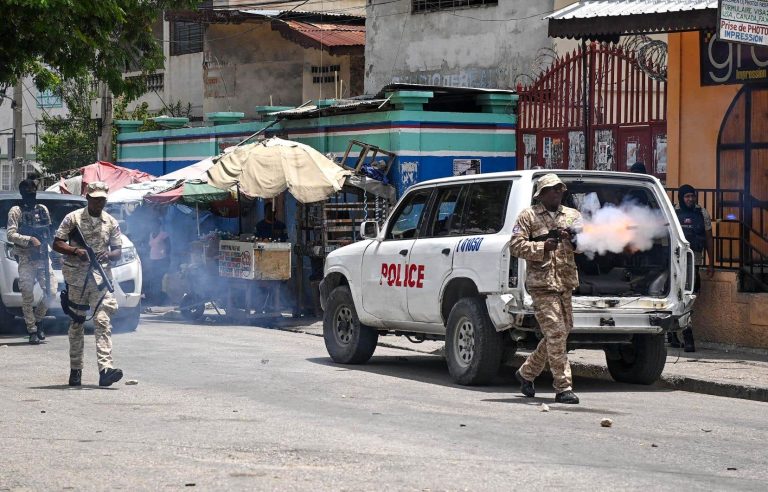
left=35, top=78, right=99, bottom=175
left=0, top=0, right=199, bottom=97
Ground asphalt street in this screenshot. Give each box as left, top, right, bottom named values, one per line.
left=1, top=316, right=767, bottom=491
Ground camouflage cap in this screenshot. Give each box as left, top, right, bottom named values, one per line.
left=86, top=181, right=109, bottom=198
left=533, top=173, right=566, bottom=198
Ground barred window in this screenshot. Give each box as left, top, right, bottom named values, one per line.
left=412, top=0, right=497, bottom=14
left=171, top=21, right=204, bottom=56
left=311, top=64, right=342, bottom=84
left=37, top=90, right=62, bottom=108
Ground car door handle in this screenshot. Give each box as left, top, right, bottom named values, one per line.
left=441, top=248, right=450, bottom=255
left=399, top=249, right=408, bottom=256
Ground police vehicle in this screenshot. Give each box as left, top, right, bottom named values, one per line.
left=0, top=192, right=143, bottom=332
left=320, top=170, right=696, bottom=386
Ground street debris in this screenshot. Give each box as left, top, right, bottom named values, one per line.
left=727, top=467, right=738, bottom=471
left=651, top=444, right=658, bottom=448
left=701, top=428, right=713, bottom=432
left=540, top=403, right=550, bottom=412
left=125, top=380, right=139, bottom=385
left=600, top=418, right=613, bottom=427
left=185, top=483, right=196, bottom=487
left=40, top=410, right=46, bottom=414
left=460, top=424, right=466, bottom=427
left=261, top=359, right=270, bottom=364
left=1, top=345, right=7, bottom=348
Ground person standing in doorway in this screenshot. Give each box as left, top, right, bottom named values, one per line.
left=147, top=217, right=170, bottom=305
left=53, top=182, right=124, bottom=387
left=673, top=184, right=714, bottom=352
left=6, top=176, right=57, bottom=344
left=510, top=174, right=582, bottom=404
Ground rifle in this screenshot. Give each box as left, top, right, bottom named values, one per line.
left=17, top=208, right=53, bottom=296
left=531, top=227, right=579, bottom=244
left=70, top=225, right=115, bottom=293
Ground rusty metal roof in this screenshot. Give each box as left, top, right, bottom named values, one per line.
left=280, top=20, right=365, bottom=48
left=547, top=1, right=718, bottom=40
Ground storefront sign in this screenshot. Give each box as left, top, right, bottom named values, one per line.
left=718, top=0, right=768, bottom=47
left=701, top=30, right=768, bottom=85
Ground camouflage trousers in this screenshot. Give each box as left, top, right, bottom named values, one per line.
left=17, top=256, right=56, bottom=333
left=66, top=279, right=118, bottom=371
left=519, top=290, right=574, bottom=393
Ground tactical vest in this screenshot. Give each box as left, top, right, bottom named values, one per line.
left=676, top=206, right=706, bottom=252
left=19, top=205, right=52, bottom=260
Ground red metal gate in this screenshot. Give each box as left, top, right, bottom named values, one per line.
left=517, top=42, right=667, bottom=179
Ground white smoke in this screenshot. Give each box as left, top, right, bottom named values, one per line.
left=575, top=192, right=668, bottom=258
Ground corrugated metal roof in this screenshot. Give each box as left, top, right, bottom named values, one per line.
left=282, top=20, right=365, bottom=47
left=547, top=1, right=717, bottom=20
left=240, top=9, right=365, bottom=20
left=547, top=0, right=718, bottom=39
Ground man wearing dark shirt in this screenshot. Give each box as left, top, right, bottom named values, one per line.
left=255, top=203, right=287, bottom=241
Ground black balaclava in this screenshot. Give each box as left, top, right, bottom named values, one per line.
left=19, top=178, right=37, bottom=208
left=678, top=184, right=696, bottom=211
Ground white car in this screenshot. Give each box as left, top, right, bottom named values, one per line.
left=320, top=170, right=696, bottom=386
left=0, top=192, right=143, bottom=332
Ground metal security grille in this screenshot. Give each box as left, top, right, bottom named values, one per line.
left=411, top=0, right=497, bottom=14
left=517, top=42, right=667, bottom=177
left=171, top=21, right=204, bottom=56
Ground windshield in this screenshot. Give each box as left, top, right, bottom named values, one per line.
left=0, top=199, right=85, bottom=228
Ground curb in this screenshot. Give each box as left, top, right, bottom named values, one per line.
left=279, top=325, right=768, bottom=403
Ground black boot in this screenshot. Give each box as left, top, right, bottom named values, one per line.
left=683, top=328, right=696, bottom=353
left=555, top=390, right=580, bottom=404
left=99, top=368, right=124, bottom=387
left=28, top=332, right=40, bottom=345
left=667, top=331, right=681, bottom=348
left=69, top=369, right=82, bottom=386
left=36, top=321, right=45, bottom=341
left=515, top=370, right=535, bottom=397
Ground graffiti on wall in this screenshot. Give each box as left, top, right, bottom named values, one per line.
left=392, top=68, right=503, bottom=89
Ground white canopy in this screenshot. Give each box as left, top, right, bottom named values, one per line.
left=206, top=137, right=350, bottom=203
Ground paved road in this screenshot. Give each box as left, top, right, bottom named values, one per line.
left=1, top=316, right=767, bottom=491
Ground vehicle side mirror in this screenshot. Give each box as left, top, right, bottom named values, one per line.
left=360, top=221, right=380, bottom=240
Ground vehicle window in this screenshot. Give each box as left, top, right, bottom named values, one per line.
left=462, top=181, right=511, bottom=235
left=0, top=199, right=85, bottom=228
left=387, top=190, right=432, bottom=240
left=425, top=186, right=466, bottom=237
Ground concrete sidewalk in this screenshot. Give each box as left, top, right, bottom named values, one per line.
left=282, top=319, right=768, bottom=403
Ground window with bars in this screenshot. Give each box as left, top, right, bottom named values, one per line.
left=171, top=21, right=204, bottom=56
left=311, top=65, right=341, bottom=84
left=411, top=0, right=497, bottom=14
left=36, top=90, right=62, bottom=108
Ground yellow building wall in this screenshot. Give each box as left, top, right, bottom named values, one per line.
left=667, top=32, right=741, bottom=189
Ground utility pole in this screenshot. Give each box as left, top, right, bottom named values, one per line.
left=12, top=82, right=24, bottom=187
left=96, top=81, right=113, bottom=162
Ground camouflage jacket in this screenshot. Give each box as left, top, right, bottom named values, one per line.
left=510, top=204, right=581, bottom=293
left=6, top=204, right=52, bottom=259
left=55, top=208, right=122, bottom=287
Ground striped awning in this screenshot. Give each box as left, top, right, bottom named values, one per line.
left=547, top=1, right=719, bottom=40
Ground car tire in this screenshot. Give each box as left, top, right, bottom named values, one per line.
left=112, top=304, right=141, bottom=333
left=605, top=333, right=667, bottom=385
left=445, top=297, right=503, bottom=386
left=0, top=299, right=15, bottom=332
left=180, top=293, right=205, bottom=320
left=323, top=285, right=378, bottom=364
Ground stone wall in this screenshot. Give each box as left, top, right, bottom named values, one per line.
left=693, top=270, right=768, bottom=349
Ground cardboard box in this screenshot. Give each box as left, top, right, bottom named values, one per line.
left=219, top=240, right=291, bottom=280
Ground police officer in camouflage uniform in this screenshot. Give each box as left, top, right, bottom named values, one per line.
left=6, top=177, right=57, bottom=344
left=53, top=182, right=123, bottom=387
left=510, top=174, right=581, bottom=404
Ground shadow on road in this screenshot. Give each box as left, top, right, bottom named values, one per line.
left=307, top=355, right=674, bottom=402
left=29, top=384, right=117, bottom=391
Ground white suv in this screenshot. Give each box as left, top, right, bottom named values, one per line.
left=0, top=192, right=143, bottom=332
left=320, top=170, right=696, bottom=385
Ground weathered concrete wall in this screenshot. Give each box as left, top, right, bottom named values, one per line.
left=694, top=271, right=768, bottom=349
left=365, top=0, right=555, bottom=93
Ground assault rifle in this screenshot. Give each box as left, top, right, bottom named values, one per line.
left=71, top=225, right=114, bottom=293
left=531, top=227, right=580, bottom=244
